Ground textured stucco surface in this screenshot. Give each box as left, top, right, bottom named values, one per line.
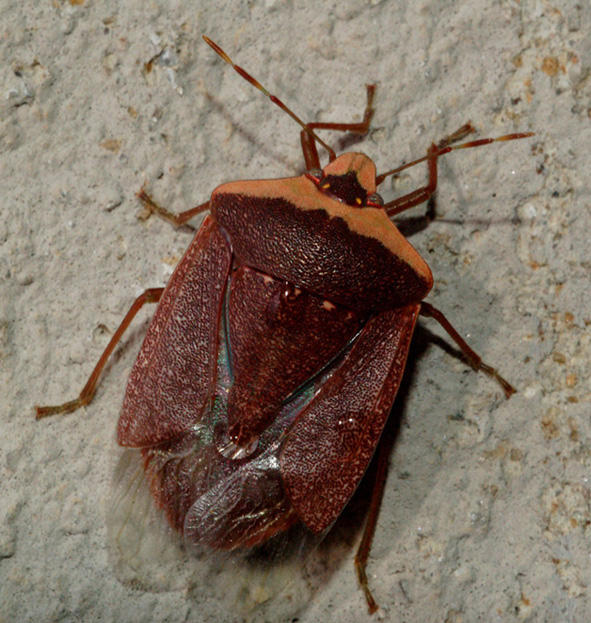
left=2, top=1, right=590, bottom=621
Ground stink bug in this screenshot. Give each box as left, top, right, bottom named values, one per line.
left=36, top=36, right=533, bottom=613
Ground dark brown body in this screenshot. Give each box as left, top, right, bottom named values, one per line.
left=118, top=154, right=431, bottom=548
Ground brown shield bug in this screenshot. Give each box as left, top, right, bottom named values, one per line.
left=36, top=36, right=533, bottom=613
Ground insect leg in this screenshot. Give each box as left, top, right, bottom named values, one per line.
left=137, top=189, right=209, bottom=228
left=354, top=436, right=391, bottom=614
left=420, top=301, right=516, bottom=398
left=35, top=287, right=164, bottom=418
left=435, top=122, right=477, bottom=149
left=384, top=142, right=440, bottom=217
left=300, top=84, right=376, bottom=170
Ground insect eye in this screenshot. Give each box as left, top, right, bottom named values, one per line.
left=306, top=168, right=324, bottom=183
left=366, top=192, right=384, bottom=207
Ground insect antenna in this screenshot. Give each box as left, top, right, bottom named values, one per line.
left=203, top=36, right=337, bottom=162
left=375, top=131, right=535, bottom=186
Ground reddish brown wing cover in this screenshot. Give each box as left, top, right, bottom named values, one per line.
left=118, top=217, right=232, bottom=447
left=280, top=304, right=420, bottom=534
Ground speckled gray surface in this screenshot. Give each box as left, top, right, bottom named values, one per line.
left=2, top=1, right=591, bottom=621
